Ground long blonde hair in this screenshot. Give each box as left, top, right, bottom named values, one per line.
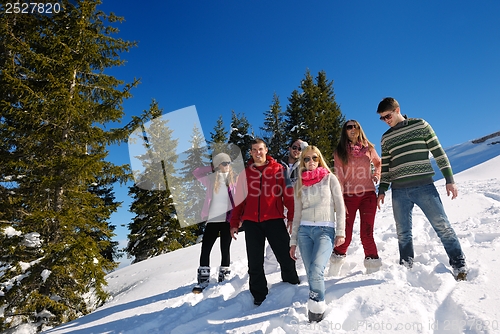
left=214, top=167, right=237, bottom=193
left=294, top=145, right=332, bottom=198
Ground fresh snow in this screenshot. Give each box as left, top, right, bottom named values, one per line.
left=40, top=161, right=500, bottom=333
left=15, top=137, right=500, bottom=334
left=3, top=226, right=21, bottom=237
left=435, top=133, right=500, bottom=178
left=40, top=270, right=51, bottom=284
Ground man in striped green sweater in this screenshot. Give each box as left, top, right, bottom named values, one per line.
left=376, top=97, right=467, bottom=281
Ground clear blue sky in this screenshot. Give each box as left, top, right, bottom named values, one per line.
left=98, top=0, right=500, bottom=249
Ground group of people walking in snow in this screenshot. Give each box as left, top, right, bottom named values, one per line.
left=191, top=97, right=468, bottom=323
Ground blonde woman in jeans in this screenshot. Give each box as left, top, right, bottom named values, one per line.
left=289, top=145, right=346, bottom=323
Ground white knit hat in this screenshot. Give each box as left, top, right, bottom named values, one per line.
left=212, top=152, right=231, bottom=168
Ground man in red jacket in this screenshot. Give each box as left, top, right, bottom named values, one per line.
left=230, top=138, right=299, bottom=306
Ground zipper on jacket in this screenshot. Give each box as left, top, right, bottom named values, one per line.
left=258, top=170, right=263, bottom=222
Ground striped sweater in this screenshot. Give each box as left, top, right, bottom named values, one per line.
left=378, top=117, right=454, bottom=195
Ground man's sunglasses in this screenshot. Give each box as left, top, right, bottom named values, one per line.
left=291, top=145, right=301, bottom=151
left=379, top=110, right=395, bottom=121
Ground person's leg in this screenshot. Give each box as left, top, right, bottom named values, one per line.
left=359, top=192, right=379, bottom=258
left=265, top=218, right=299, bottom=284
left=219, top=222, right=232, bottom=267
left=333, top=194, right=358, bottom=255
left=298, top=226, right=334, bottom=322
left=411, top=184, right=466, bottom=269
left=216, top=221, right=232, bottom=282
left=305, top=226, right=334, bottom=302
left=243, top=221, right=268, bottom=303
left=199, top=222, right=219, bottom=267
left=297, top=225, right=314, bottom=280
left=391, top=188, right=415, bottom=267
left=194, top=222, right=216, bottom=290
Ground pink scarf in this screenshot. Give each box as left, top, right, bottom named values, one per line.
left=349, top=142, right=369, bottom=157
left=302, top=167, right=330, bottom=187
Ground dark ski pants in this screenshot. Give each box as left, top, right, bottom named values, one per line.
left=199, top=221, right=232, bottom=267
left=243, top=218, right=299, bottom=302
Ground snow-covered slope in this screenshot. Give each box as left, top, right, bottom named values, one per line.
left=36, top=137, right=500, bottom=334
left=437, top=131, right=500, bottom=177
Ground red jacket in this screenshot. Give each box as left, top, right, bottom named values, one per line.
left=230, top=156, right=294, bottom=228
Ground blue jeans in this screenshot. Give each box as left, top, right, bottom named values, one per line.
left=392, top=183, right=466, bottom=269
left=297, top=225, right=335, bottom=302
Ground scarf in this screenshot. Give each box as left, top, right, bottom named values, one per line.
left=349, top=142, right=369, bottom=158
left=302, top=167, right=330, bottom=187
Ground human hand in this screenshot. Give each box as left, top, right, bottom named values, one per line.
left=446, top=183, right=458, bottom=200
left=289, top=245, right=297, bottom=261
left=377, top=194, right=385, bottom=209
left=334, top=236, right=345, bottom=247
left=230, top=227, right=239, bottom=240
left=286, top=220, right=293, bottom=234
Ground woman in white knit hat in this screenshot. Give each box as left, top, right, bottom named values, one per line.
left=192, top=152, right=238, bottom=293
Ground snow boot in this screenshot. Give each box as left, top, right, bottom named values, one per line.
left=327, top=253, right=346, bottom=277
left=192, top=266, right=210, bottom=293
left=307, top=299, right=326, bottom=323
left=364, top=257, right=382, bottom=274
left=400, top=258, right=414, bottom=269
left=218, top=266, right=231, bottom=283
left=453, top=266, right=468, bottom=281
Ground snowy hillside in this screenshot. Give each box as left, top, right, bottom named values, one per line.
left=436, top=131, right=500, bottom=177
left=35, top=139, right=500, bottom=334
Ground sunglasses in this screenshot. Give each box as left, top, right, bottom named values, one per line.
left=220, top=161, right=231, bottom=166
left=303, top=156, right=319, bottom=163
left=346, top=124, right=358, bottom=130
left=291, top=145, right=301, bottom=151
left=379, top=110, right=395, bottom=121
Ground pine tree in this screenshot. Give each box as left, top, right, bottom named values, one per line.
left=209, top=115, right=229, bottom=151
left=261, top=93, right=287, bottom=160
left=228, top=110, right=254, bottom=162
left=209, top=115, right=244, bottom=167
left=0, top=1, right=154, bottom=330
left=177, top=124, right=209, bottom=233
left=87, top=176, right=121, bottom=263
left=285, top=70, right=345, bottom=163
left=126, top=103, right=198, bottom=263
left=285, top=89, right=307, bottom=141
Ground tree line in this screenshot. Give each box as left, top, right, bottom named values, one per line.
left=0, top=0, right=344, bottom=331
left=125, top=69, right=346, bottom=266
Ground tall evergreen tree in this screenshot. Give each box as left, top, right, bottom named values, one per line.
left=209, top=115, right=229, bottom=151
left=228, top=110, right=254, bottom=162
left=177, top=124, right=209, bottom=233
left=126, top=103, right=198, bottom=263
left=209, top=115, right=233, bottom=165
left=285, top=70, right=345, bottom=163
left=285, top=89, right=307, bottom=138
left=0, top=1, right=154, bottom=331
left=87, top=176, right=121, bottom=263
left=261, top=93, right=287, bottom=160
